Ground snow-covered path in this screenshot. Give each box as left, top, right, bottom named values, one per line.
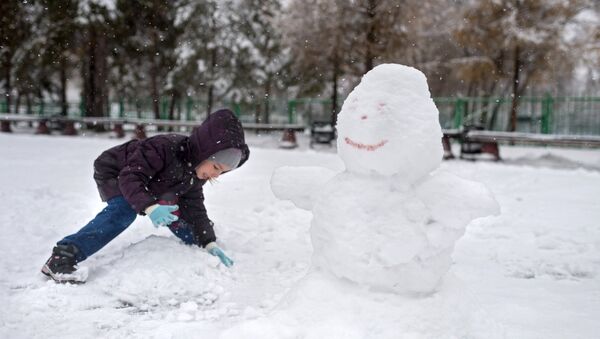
left=1, top=133, right=599, bottom=338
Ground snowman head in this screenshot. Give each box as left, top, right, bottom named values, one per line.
left=336, top=64, right=443, bottom=181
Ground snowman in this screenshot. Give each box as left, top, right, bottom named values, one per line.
left=220, top=64, right=504, bottom=338
left=271, top=63, right=499, bottom=295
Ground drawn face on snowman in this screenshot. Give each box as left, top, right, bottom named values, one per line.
left=336, top=64, right=443, bottom=181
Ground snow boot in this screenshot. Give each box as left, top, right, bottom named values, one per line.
left=41, top=244, right=86, bottom=284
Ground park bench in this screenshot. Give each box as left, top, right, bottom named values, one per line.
left=1, top=114, right=58, bottom=134
left=120, top=119, right=305, bottom=146
left=1, top=114, right=306, bottom=147
left=309, top=121, right=336, bottom=148
left=1, top=114, right=127, bottom=136
left=442, top=128, right=600, bottom=161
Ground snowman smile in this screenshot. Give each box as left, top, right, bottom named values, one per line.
left=344, top=137, right=388, bottom=151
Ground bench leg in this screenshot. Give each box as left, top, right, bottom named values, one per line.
left=35, top=120, right=50, bottom=135
left=481, top=142, right=500, bottom=161
left=62, top=121, right=77, bottom=136
left=442, top=135, right=454, bottom=159
left=279, top=129, right=298, bottom=149
left=114, top=123, right=125, bottom=138
left=134, top=124, right=147, bottom=139
left=1, top=121, right=12, bottom=133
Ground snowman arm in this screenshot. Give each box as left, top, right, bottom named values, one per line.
left=416, top=170, right=500, bottom=226
left=270, top=166, right=337, bottom=210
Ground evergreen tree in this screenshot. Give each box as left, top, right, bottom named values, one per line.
left=176, top=0, right=239, bottom=118
left=0, top=1, right=33, bottom=112
left=234, top=0, right=289, bottom=124
left=78, top=1, right=115, bottom=122
left=37, top=0, right=79, bottom=115
left=114, top=0, right=186, bottom=120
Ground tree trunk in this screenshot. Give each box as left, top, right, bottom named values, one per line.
left=3, top=57, right=11, bottom=112
left=168, top=92, right=178, bottom=120
left=509, top=44, right=521, bottom=132
left=83, top=29, right=96, bottom=118
left=15, top=93, right=21, bottom=114
left=151, top=29, right=161, bottom=121
left=263, top=79, right=271, bottom=125
left=330, top=59, right=340, bottom=126
left=135, top=100, right=142, bottom=119
left=167, top=91, right=178, bottom=132
left=60, top=57, right=68, bottom=116
left=206, top=46, right=218, bottom=118
left=82, top=25, right=108, bottom=131
left=26, top=95, right=32, bottom=114
left=254, top=101, right=261, bottom=134
left=151, top=72, right=160, bottom=120
left=364, top=0, right=378, bottom=72
left=207, top=84, right=214, bottom=119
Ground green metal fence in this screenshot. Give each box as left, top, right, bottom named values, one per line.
left=434, top=95, right=600, bottom=135
left=109, top=97, right=294, bottom=125
left=2, top=95, right=600, bottom=135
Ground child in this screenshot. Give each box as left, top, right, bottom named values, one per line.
left=41, top=109, right=250, bottom=283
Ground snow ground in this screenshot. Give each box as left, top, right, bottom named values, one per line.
left=0, top=132, right=599, bottom=338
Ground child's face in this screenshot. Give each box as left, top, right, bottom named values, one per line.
left=195, top=160, right=232, bottom=180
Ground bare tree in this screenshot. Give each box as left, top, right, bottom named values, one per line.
left=455, top=0, right=583, bottom=131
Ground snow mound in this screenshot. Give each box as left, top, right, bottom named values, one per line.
left=221, top=272, right=505, bottom=339
left=506, top=152, right=600, bottom=171
left=97, top=236, right=238, bottom=319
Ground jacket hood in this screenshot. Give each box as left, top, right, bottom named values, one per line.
left=188, top=109, right=250, bottom=169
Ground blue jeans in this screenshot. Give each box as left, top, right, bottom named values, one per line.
left=59, top=196, right=198, bottom=262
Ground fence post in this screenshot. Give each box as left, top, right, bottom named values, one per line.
left=161, top=98, right=168, bottom=119
left=453, top=98, right=465, bottom=129
left=0, top=100, right=11, bottom=132
left=541, top=93, right=553, bottom=134
left=287, top=100, right=297, bottom=124
left=229, top=100, right=241, bottom=118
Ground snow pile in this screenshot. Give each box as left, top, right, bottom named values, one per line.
left=221, top=274, right=504, bottom=339
left=98, top=236, right=237, bottom=320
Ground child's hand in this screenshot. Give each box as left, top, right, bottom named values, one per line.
left=147, top=204, right=179, bottom=227
left=205, top=242, right=234, bottom=267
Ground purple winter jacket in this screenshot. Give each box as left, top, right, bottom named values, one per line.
left=92, top=109, right=250, bottom=246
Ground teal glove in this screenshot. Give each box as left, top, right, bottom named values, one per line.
left=147, top=204, right=179, bottom=227
left=206, top=243, right=234, bottom=267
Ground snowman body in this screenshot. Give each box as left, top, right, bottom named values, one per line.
left=311, top=172, right=457, bottom=294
